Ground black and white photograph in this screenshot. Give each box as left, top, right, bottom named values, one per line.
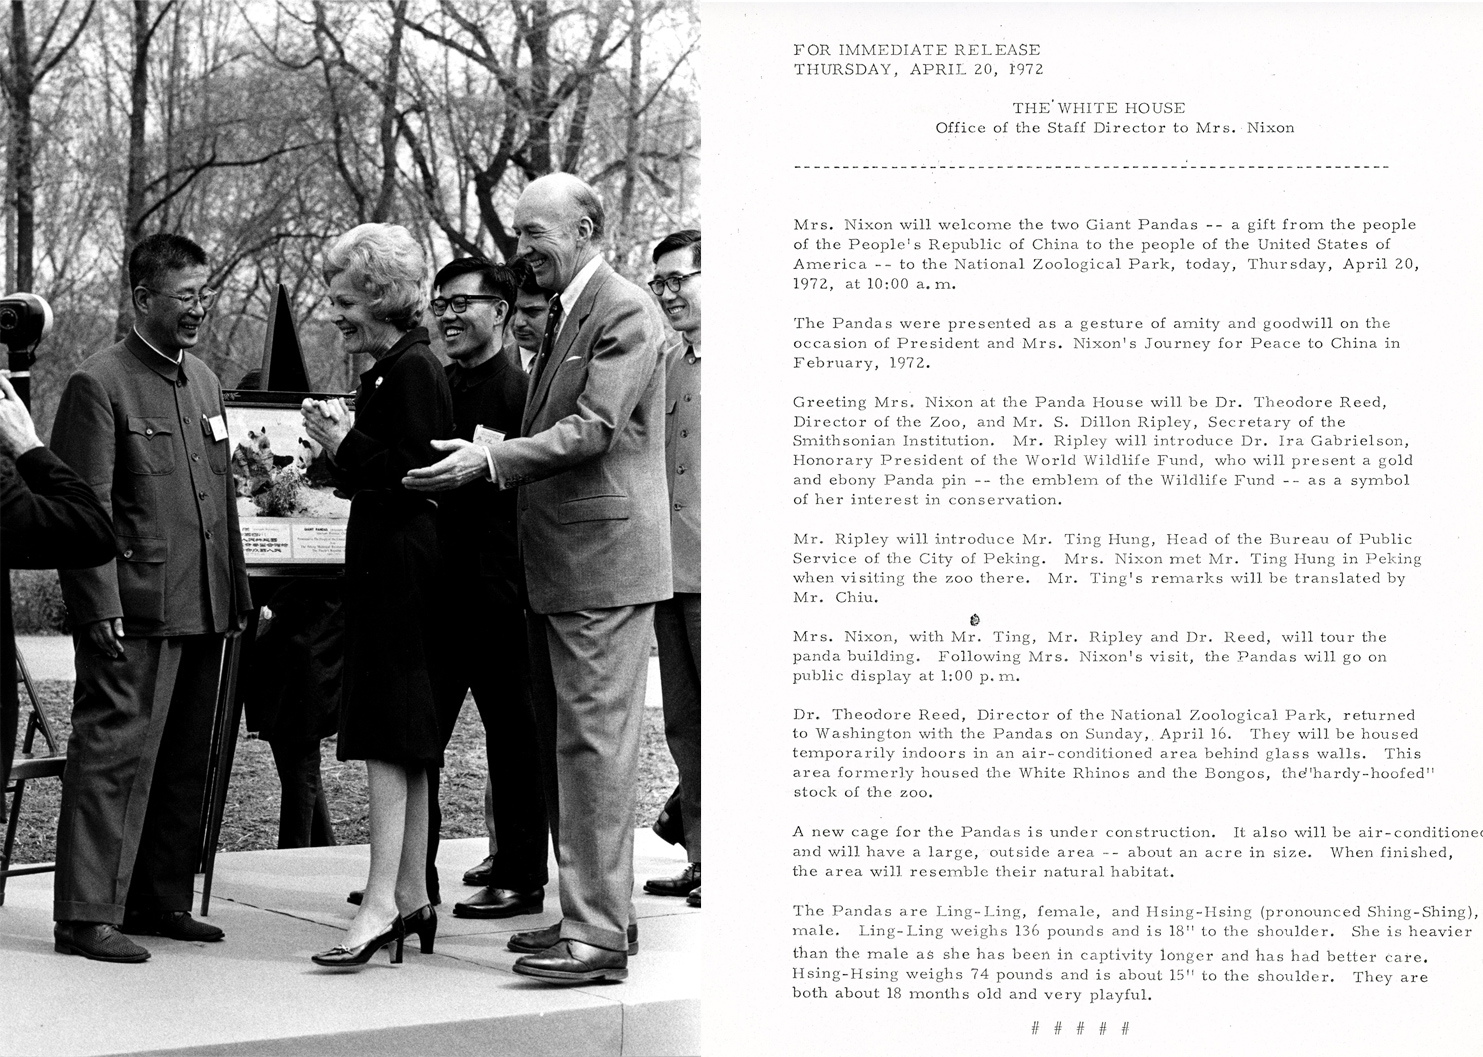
left=1, top=0, right=699, bottom=1052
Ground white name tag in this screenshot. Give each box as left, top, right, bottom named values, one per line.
left=472, top=425, right=505, bottom=451
left=207, top=414, right=228, bottom=441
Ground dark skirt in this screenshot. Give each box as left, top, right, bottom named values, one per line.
left=336, top=491, right=444, bottom=766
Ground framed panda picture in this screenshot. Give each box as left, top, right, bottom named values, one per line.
left=223, top=391, right=353, bottom=567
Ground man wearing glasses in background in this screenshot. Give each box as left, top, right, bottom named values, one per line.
left=643, top=230, right=703, bottom=909
left=49, top=233, right=252, bottom=962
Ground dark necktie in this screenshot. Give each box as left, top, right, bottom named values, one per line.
left=532, top=295, right=564, bottom=385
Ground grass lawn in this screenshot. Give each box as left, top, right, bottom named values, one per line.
left=6, top=679, right=679, bottom=865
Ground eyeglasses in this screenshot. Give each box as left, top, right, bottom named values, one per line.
left=145, top=287, right=218, bottom=310
left=646, top=271, right=700, bottom=296
left=430, top=294, right=504, bottom=315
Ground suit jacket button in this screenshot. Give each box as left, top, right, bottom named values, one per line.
left=123, top=548, right=133, bottom=558
left=192, top=453, right=200, bottom=461
left=677, top=465, right=686, bottom=474
left=145, top=427, right=154, bottom=435
left=205, top=530, right=213, bottom=540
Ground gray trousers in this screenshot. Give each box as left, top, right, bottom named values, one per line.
left=54, top=634, right=221, bottom=924
left=528, top=604, right=653, bottom=953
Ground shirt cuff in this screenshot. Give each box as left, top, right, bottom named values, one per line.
left=483, top=445, right=506, bottom=489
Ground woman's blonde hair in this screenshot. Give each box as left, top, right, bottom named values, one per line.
left=322, top=223, right=428, bottom=329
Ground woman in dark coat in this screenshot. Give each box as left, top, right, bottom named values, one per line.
left=301, top=223, right=453, bottom=967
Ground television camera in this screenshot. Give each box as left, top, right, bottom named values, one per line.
left=0, top=292, right=53, bottom=407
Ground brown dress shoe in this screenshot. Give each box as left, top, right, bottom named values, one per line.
left=512, top=939, right=627, bottom=983
left=509, top=921, right=639, bottom=956
left=644, top=862, right=700, bottom=896
left=54, top=922, right=150, bottom=963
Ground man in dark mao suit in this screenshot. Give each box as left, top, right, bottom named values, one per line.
left=424, top=256, right=549, bottom=917
left=49, top=234, right=252, bottom=962
left=406, top=173, right=670, bottom=983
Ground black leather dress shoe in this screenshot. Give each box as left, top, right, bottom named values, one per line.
left=451, top=887, right=544, bottom=919
left=462, top=855, right=497, bottom=886
left=686, top=885, right=701, bottom=908
left=121, top=910, right=224, bottom=942
left=54, top=922, right=150, bottom=963
left=644, top=862, right=700, bottom=896
left=512, top=939, right=627, bottom=983
left=508, top=921, right=639, bottom=956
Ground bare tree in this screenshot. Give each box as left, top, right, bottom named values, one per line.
left=1, top=0, right=98, bottom=292
left=402, top=0, right=627, bottom=260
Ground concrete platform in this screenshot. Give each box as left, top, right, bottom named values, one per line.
left=13, top=638, right=666, bottom=706
left=0, top=834, right=700, bottom=1056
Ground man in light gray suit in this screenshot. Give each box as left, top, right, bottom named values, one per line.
left=406, top=173, right=670, bottom=983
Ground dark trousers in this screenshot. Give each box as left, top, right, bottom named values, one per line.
left=54, top=634, right=221, bottom=924
left=527, top=604, right=652, bottom=953
left=428, top=577, right=548, bottom=894
left=268, top=738, right=335, bottom=850
left=655, top=593, right=701, bottom=861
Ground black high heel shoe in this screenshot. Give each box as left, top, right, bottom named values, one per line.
left=311, top=916, right=406, bottom=969
left=403, top=905, right=437, bottom=955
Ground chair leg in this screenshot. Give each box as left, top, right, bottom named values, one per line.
left=0, top=781, right=24, bottom=907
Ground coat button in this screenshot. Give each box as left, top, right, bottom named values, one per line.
left=205, top=530, right=212, bottom=540
left=198, top=491, right=207, bottom=500
left=673, top=502, right=683, bottom=511
left=680, top=429, right=689, bottom=437
left=145, top=427, right=153, bottom=436
left=123, top=548, right=133, bottom=558
left=684, top=394, right=692, bottom=402
left=677, top=465, right=686, bottom=474
left=192, top=453, right=200, bottom=461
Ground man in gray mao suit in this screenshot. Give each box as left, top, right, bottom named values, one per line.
left=49, top=234, right=252, bottom=962
left=405, top=173, right=670, bottom=983
left=643, top=230, right=703, bottom=908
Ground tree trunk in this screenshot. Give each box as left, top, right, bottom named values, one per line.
left=117, top=0, right=152, bottom=339
left=9, top=0, right=35, bottom=292
left=369, top=0, right=407, bottom=222
left=617, top=0, right=643, bottom=268
left=526, top=1, right=552, bottom=174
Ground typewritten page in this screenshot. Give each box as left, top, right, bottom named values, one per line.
left=707, top=5, right=1481, bottom=1054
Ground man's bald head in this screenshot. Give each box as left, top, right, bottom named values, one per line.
left=513, top=174, right=606, bottom=292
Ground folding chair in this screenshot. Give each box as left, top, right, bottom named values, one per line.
left=0, top=645, right=67, bottom=905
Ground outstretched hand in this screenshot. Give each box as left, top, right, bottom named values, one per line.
left=401, top=438, right=490, bottom=492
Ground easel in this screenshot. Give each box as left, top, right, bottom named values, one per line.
left=196, top=285, right=343, bottom=914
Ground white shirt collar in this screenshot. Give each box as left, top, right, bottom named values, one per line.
left=519, top=347, right=537, bottom=374
left=133, top=327, right=183, bottom=365
left=556, top=255, right=603, bottom=335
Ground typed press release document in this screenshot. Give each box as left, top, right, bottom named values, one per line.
left=706, top=5, right=1481, bottom=1054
